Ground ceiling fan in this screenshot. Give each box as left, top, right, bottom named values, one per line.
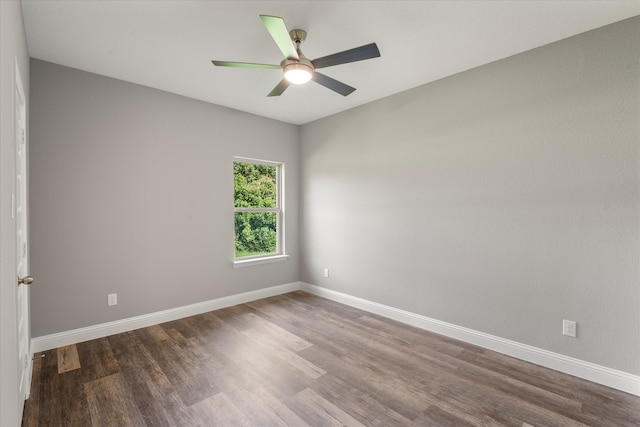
left=212, top=15, right=381, bottom=97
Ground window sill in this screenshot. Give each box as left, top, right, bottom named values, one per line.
left=233, top=254, right=289, bottom=268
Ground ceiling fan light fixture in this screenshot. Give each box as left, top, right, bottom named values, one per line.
left=283, top=62, right=313, bottom=84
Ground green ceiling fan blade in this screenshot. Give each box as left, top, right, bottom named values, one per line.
left=267, top=79, right=291, bottom=97
left=211, top=60, right=280, bottom=69
left=260, top=15, right=299, bottom=60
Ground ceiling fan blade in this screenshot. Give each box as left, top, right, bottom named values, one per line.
left=211, top=60, right=280, bottom=69
left=259, top=15, right=299, bottom=60
left=312, top=72, right=356, bottom=96
left=267, top=79, right=291, bottom=97
left=312, top=43, right=380, bottom=69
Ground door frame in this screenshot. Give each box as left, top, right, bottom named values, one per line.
left=14, top=57, right=32, bottom=404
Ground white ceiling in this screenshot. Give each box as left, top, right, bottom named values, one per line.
left=21, top=1, right=640, bottom=125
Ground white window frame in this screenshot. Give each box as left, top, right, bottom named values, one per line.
left=232, top=157, right=288, bottom=268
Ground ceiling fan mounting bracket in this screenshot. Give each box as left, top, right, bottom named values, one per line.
left=289, top=29, right=307, bottom=44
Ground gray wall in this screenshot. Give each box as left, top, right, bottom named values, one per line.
left=29, top=60, right=299, bottom=337
left=300, top=17, right=640, bottom=375
left=1, top=1, right=31, bottom=424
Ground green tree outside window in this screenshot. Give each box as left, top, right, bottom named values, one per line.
left=233, top=160, right=281, bottom=258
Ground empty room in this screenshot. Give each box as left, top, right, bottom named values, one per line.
left=1, top=1, right=639, bottom=426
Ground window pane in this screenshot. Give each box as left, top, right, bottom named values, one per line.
left=235, top=212, right=277, bottom=257
left=234, top=162, right=277, bottom=208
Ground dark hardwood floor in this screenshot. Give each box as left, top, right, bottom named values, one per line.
left=22, top=291, right=639, bottom=426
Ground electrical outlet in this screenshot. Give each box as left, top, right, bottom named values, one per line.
left=562, top=319, right=576, bottom=337
left=107, top=293, right=118, bottom=307
left=323, top=268, right=329, bottom=278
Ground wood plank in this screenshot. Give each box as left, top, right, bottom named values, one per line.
left=250, top=386, right=311, bottom=426
left=190, top=392, right=252, bottom=426
left=213, top=303, right=263, bottom=331
left=242, top=327, right=326, bottom=379
left=202, top=365, right=309, bottom=427
left=286, top=388, right=365, bottom=427
left=242, top=311, right=313, bottom=352
left=76, top=337, right=119, bottom=382
left=314, top=373, right=415, bottom=426
left=57, top=344, right=80, bottom=373
left=84, top=373, right=146, bottom=426
left=299, top=343, right=434, bottom=421
left=152, top=391, right=203, bottom=426
left=193, top=314, right=311, bottom=399
left=37, top=349, right=92, bottom=426
left=141, top=327, right=220, bottom=406
left=415, top=404, right=479, bottom=427
left=105, top=330, right=179, bottom=426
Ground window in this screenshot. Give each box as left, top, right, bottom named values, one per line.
left=233, top=158, right=287, bottom=267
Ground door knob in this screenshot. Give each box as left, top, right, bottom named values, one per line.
left=18, top=276, right=33, bottom=285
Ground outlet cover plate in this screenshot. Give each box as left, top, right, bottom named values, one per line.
left=108, top=293, right=118, bottom=307
left=563, top=319, right=576, bottom=337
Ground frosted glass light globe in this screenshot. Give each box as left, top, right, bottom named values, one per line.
left=284, top=63, right=312, bottom=84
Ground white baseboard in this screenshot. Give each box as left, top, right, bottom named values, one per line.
left=31, top=281, right=639, bottom=396
left=31, top=282, right=301, bottom=354
left=300, top=283, right=640, bottom=397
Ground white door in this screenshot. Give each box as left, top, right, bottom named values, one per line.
left=14, top=61, right=32, bottom=402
